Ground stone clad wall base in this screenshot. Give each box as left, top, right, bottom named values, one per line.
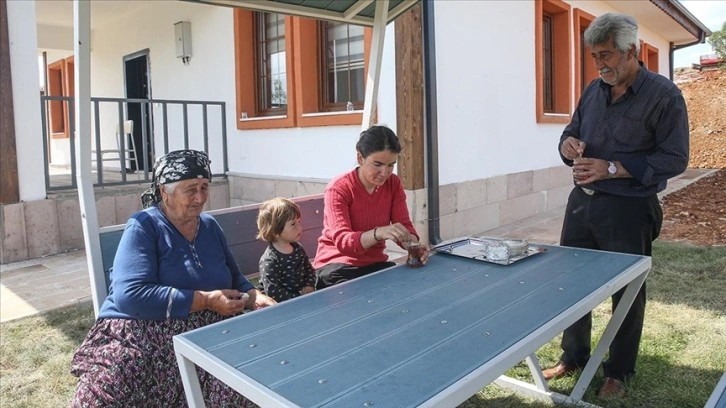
left=0, top=182, right=230, bottom=264
left=226, top=173, right=328, bottom=207
left=228, top=165, right=571, bottom=246
left=438, top=165, right=572, bottom=241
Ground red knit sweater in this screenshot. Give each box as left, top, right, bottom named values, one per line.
left=313, top=168, right=418, bottom=268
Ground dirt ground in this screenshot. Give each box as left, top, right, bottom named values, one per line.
left=658, top=68, right=725, bottom=246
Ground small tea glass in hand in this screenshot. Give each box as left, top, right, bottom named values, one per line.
left=407, top=242, right=425, bottom=268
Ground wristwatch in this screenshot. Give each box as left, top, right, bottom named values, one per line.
left=607, top=161, right=617, bottom=178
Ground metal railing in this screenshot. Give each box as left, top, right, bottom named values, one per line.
left=41, top=96, right=228, bottom=191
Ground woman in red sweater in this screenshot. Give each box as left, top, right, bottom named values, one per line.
left=314, top=125, right=429, bottom=288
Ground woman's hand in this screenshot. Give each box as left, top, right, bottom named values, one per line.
left=194, top=289, right=248, bottom=316
left=301, top=286, right=315, bottom=295
left=377, top=223, right=414, bottom=243
left=418, top=243, right=431, bottom=264
left=247, top=289, right=277, bottom=310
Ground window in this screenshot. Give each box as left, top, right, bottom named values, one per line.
left=319, top=22, right=365, bottom=111
left=234, top=10, right=372, bottom=130
left=46, top=56, right=74, bottom=138
left=640, top=42, right=659, bottom=73
left=535, top=0, right=571, bottom=124
left=573, top=8, right=598, bottom=103
left=255, top=13, right=287, bottom=115
left=542, top=15, right=554, bottom=112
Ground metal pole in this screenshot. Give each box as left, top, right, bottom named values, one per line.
left=423, top=0, right=441, bottom=245
left=360, top=0, right=388, bottom=130
left=73, top=0, right=106, bottom=316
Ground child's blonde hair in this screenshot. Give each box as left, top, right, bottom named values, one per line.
left=256, top=197, right=302, bottom=243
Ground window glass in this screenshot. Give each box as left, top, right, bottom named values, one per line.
left=255, top=13, right=287, bottom=114
left=321, top=22, right=365, bottom=110
left=542, top=15, right=554, bottom=112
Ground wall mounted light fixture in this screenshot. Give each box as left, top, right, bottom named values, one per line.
left=174, top=21, right=192, bottom=65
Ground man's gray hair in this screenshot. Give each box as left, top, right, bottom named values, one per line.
left=584, top=12, right=640, bottom=56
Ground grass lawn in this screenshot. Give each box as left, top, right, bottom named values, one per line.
left=1, top=241, right=724, bottom=407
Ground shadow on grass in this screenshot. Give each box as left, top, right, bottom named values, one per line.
left=490, top=354, right=725, bottom=408
left=648, top=241, right=726, bottom=313
left=461, top=389, right=558, bottom=407
left=40, top=300, right=96, bottom=343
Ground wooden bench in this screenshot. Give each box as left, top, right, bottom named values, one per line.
left=98, top=193, right=325, bottom=296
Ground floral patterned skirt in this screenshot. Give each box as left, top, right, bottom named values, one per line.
left=70, top=310, right=256, bottom=408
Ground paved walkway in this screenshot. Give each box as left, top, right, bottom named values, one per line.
left=0, top=168, right=717, bottom=323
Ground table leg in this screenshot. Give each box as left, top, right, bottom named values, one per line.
left=176, top=351, right=206, bottom=408
left=494, top=376, right=602, bottom=408
left=525, top=354, right=549, bottom=391
left=569, top=270, right=648, bottom=401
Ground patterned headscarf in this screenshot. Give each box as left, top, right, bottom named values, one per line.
left=141, top=150, right=212, bottom=208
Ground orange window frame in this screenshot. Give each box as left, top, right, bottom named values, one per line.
left=47, top=57, right=75, bottom=139
left=535, top=0, right=572, bottom=124
left=573, top=8, right=598, bottom=104
left=640, top=42, right=659, bottom=73
left=234, top=11, right=296, bottom=130
left=233, top=10, right=372, bottom=130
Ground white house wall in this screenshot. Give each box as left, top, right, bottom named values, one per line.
left=12, top=0, right=397, bottom=198
left=7, top=0, right=45, bottom=202
left=433, top=0, right=677, bottom=187
left=433, top=1, right=562, bottom=186
left=87, top=2, right=226, bottom=174
left=37, top=24, right=73, bottom=51
left=31, top=0, right=680, bottom=192
left=635, top=24, right=673, bottom=78
left=85, top=1, right=397, bottom=179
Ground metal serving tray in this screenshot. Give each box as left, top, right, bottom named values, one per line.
left=432, top=237, right=546, bottom=266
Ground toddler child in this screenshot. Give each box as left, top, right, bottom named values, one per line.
left=256, top=197, right=316, bottom=302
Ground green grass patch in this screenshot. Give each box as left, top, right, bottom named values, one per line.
left=1, top=302, right=95, bottom=408
left=1, top=241, right=724, bottom=407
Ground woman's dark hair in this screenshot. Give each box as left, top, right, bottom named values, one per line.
left=355, top=125, right=402, bottom=158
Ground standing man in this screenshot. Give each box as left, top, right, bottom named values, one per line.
left=543, top=13, right=689, bottom=399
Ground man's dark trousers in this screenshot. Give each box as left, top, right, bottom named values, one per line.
left=558, top=186, right=662, bottom=380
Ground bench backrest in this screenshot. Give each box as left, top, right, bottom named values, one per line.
left=211, top=194, right=325, bottom=275
left=98, top=193, right=325, bottom=291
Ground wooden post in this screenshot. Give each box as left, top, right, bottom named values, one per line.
left=394, top=3, right=425, bottom=191
left=0, top=0, right=20, bottom=204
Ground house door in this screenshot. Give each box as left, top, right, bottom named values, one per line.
left=123, top=50, right=152, bottom=172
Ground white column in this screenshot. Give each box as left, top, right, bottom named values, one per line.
left=6, top=0, right=45, bottom=201
left=74, top=0, right=106, bottom=316
left=361, top=0, right=389, bottom=131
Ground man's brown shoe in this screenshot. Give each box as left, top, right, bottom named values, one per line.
left=598, top=377, right=626, bottom=399
left=542, top=361, right=578, bottom=380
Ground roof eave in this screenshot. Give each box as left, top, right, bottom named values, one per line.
left=650, top=0, right=712, bottom=45
left=181, top=0, right=420, bottom=27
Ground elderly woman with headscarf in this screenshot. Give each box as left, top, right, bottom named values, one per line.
left=70, top=150, right=275, bottom=407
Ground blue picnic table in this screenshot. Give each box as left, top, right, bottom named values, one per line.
left=173, top=242, right=650, bottom=407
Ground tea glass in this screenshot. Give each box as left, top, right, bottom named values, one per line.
left=407, top=242, right=425, bottom=268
